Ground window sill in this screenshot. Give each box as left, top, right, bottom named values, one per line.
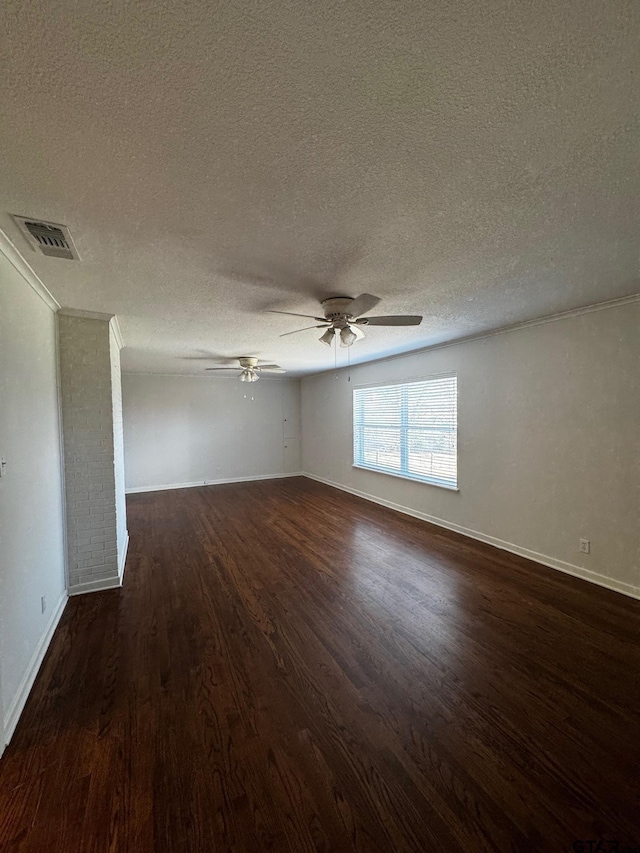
left=352, top=464, right=459, bottom=492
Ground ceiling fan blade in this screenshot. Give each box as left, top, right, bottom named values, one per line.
left=349, top=323, right=365, bottom=340
left=355, top=315, right=423, bottom=326
left=267, top=310, right=327, bottom=322
left=205, top=367, right=240, bottom=371
left=257, top=367, right=286, bottom=373
left=347, top=293, right=381, bottom=318
left=256, top=363, right=284, bottom=370
left=279, top=324, right=329, bottom=337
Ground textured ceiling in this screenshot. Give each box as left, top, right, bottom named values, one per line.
left=1, top=0, right=638, bottom=376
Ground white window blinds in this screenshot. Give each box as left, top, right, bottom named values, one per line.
left=353, top=374, right=458, bottom=489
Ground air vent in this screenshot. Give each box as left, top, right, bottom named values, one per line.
left=12, top=215, right=79, bottom=260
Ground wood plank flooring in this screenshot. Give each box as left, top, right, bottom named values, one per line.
left=1, top=477, right=639, bottom=852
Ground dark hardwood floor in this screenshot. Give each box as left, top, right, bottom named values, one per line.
left=1, top=477, right=638, bottom=852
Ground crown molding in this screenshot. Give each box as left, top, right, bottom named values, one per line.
left=0, top=225, right=60, bottom=311
left=57, top=307, right=114, bottom=321
left=469, top=292, right=640, bottom=336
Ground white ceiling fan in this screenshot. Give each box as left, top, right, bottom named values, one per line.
left=205, top=356, right=285, bottom=382
left=268, top=294, right=422, bottom=347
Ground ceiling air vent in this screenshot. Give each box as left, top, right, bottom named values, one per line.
left=12, top=215, right=79, bottom=260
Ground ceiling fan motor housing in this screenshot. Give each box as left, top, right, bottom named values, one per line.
left=321, top=297, right=356, bottom=326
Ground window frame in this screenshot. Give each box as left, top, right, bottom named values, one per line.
left=352, top=372, right=459, bottom=491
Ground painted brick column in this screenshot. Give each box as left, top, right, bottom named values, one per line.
left=57, top=310, right=128, bottom=594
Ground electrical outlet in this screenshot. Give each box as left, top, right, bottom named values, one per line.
left=41, top=595, right=47, bottom=614
left=579, top=539, right=590, bottom=554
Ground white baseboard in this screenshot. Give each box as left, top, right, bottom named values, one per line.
left=2, top=593, right=67, bottom=749
left=126, top=472, right=303, bottom=495
left=302, top=473, right=640, bottom=602
left=68, top=574, right=123, bottom=596
left=119, top=530, right=129, bottom=582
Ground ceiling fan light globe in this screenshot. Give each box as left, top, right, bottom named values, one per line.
left=240, top=369, right=259, bottom=382
left=319, top=328, right=335, bottom=346
left=340, top=327, right=357, bottom=347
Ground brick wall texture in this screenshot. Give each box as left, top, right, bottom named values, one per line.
left=57, top=314, right=126, bottom=590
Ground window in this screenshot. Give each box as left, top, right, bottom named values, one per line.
left=353, top=374, right=458, bottom=489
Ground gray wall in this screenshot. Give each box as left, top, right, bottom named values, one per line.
left=301, top=301, right=640, bottom=597
left=122, top=374, right=301, bottom=491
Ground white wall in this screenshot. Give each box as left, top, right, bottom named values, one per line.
left=301, top=301, right=640, bottom=598
left=0, top=247, right=67, bottom=748
left=122, top=374, right=301, bottom=491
